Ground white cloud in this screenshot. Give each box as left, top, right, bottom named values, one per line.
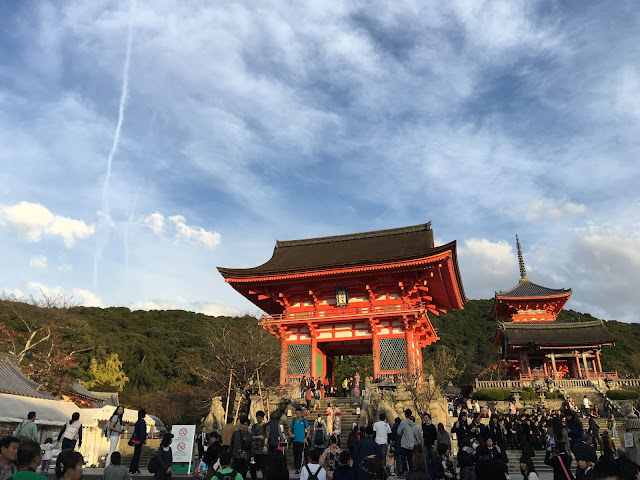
left=71, top=288, right=102, bottom=307
left=506, top=197, right=587, bottom=222
left=566, top=235, right=640, bottom=322
left=0, top=201, right=95, bottom=247
left=168, top=215, right=221, bottom=247
left=458, top=238, right=519, bottom=299
left=143, top=212, right=165, bottom=235
left=190, top=301, right=243, bottom=317
left=131, top=300, right=179, bottom=311
left=2, top=288, right=26, bottom=300
left=25, top=281, right=101, bottom=307
left=26, top=281, right=64, bottom=298
left=459, top=238, right=517, bottom=275
left=29, top=255, right=48, bottom=269
left=131, top=299, right=243, bottom=317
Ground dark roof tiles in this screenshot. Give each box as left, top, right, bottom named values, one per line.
left=0, top=353, right=56, bottom=399
left=496, top=279, right=571, bottom=298
left=500, top=320, right=615, bottom=347
left=218, top=222, right=438, bottom=277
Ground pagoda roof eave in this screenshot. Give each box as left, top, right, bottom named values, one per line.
left=500, top=320, right=615, bottom=349
left=490, top=290, right=572, bottom=319
left=494, top=279, right=572, bottom=298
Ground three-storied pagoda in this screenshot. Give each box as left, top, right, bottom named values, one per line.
left=218, top=223, right=466, bottom=385
left=492, top=235, right=616, bottom=381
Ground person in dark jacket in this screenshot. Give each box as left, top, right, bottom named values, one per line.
left=430, top=444, right=454, bottom=480
left=333, top=451, right=356, bottom=480
left=154, top=433, right=173, bottom=480
left=353, top=427, right=377, bottom=480
left=572, top=434, right=596, bottom=478
left=406, top=452, right=432, bottom=480
left=456, top=438, right=475, bottom=480
left=391, top=418, right=402, bottom=476
left=474, top=446, right=507, bottom=480
left=229, top=417, right=252, bottom=480
left=264, top=450, right=289, bottom=480
left=487, top=415, right=503, bottom=448
left=451, top=413, right=470, bottom=445
left=544, top=443, right=575, bottom=480
left=565, top=413, right=584, bottom=448
left=129, top=409, right=147, bottom=474
left=196, top=426, right=211, bottom=473
left=203, top=433, right=223, bottom=480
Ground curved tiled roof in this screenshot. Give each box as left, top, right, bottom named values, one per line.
left=0, top=353, right=56, bottom=399
left=71, top=381, right=119, bottom=407
left=500, top=320, right=615, bottom=348
left=218, top=222, right=439, bottom=277
left=496, top=279, right=571, bottom=298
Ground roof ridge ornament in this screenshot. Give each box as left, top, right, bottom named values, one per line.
left=516, top=234, right=529, bottom=282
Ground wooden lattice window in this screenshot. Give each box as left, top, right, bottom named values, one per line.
left=287, top=344, right=310, bottom=375
left=379, top=338, right=407, bottom=371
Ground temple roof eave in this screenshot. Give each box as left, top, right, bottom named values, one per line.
left=218, top=241, right=457, bottom=280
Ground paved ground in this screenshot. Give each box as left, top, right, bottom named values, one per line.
left=57, top=468, right=557, bottom=480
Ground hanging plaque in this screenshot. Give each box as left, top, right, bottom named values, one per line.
left=336, top=288, right=349, bottom=307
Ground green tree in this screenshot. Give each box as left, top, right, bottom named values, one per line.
left=83, top=352, right=130, bottom=391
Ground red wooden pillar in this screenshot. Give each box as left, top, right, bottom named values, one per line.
left=310, top=335, right=317, bottom=379
left=596, top=350, right=603, bottom=373
left=280, top=338, right=288, bottom=385
left=575, top=355, right=582, bottom=379
left=404, top=322, right=413, bottom=375
left=371, top=329, right=380, bottom=381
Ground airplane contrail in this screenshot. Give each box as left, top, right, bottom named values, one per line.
left=94, top=0, right=136, bottom=291
left=101, top=0, right=136, bottom=215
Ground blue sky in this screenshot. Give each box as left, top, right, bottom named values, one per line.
left=1, top=1, right=639, bottom=321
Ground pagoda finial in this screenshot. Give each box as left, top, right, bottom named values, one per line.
left=516, top=234, right=528, bottom=282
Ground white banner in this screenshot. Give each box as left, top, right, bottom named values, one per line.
left=171, top=425, right=196, bottom=468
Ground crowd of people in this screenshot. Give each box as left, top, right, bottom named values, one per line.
left=3, top=397, right=640, bottom=480
left=298, top=373, right=363, bottom=402
left=0, top=406, right=148, bottom=480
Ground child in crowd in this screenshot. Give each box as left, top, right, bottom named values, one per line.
left=40, top=438, right=54, bottom=473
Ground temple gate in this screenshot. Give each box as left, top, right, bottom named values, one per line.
left=218, top=223, right=467, bottom=384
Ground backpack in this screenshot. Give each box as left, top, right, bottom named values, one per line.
left=147, top=454, right=160, bottom=473
left=104, top=416, right=119, bottom=438
left=213, top=470, right=238, bottom=480
left=314, top=428, right=325, bottom=447
left=325, top=451, right=339, bottom=472
left=305, top=465, right=322, bottom=480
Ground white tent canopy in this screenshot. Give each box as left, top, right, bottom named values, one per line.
left=0, top=393, right=157, bottom=427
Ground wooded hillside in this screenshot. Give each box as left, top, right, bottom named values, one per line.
left=1, top=297, right=638, bottom=401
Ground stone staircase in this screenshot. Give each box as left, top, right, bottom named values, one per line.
left=563, top=387, right=603, bottom=413
left=121, top=445, right=157, bottom=470
left=505, top=450, right=552, bottom=474
left=284, top=396, right=363, bottom=469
